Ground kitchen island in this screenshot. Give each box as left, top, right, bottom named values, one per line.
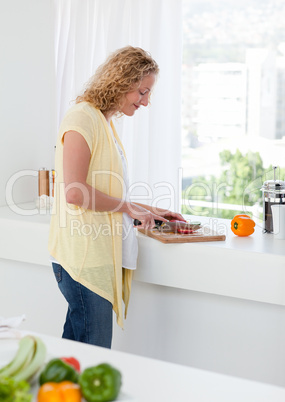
left=0, top=203, right=285, bottom=388
left=2, top=331, right=285, bottom=402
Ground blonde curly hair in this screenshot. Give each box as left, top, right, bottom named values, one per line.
left=76, top=46, right=159, bottom=114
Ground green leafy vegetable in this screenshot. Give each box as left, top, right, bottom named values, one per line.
left=0, top=376, right=32, bottom=402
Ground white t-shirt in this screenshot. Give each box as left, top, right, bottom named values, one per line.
left=109, top=124, right=138, bottom=270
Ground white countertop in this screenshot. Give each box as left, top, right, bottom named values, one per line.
left=0, top=203, right=285, bottom=306
left=135, top=215, right=285, bottom=306
left=1, top=331, right=285, bottom=402
left=137, top=214, right=285, bottom=257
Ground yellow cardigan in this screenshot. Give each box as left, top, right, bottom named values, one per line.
left=48, top=102, right=133, bottom=328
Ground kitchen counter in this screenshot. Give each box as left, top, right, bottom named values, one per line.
left=2, top=330, right=285, bottom=402
left=0, top=203, right=285, bottom=306
left=136, top=215, right=285, bottom=306
left=1, top=202, right=285, bottom=387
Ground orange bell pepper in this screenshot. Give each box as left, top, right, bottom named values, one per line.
left=231, top=214, right=255, bottom=237
left=37, top=381, right=81, bottom=402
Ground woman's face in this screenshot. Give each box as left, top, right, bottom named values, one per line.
left=119, top=73, right=156, bottom=116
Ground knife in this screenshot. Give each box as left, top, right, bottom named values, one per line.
left=133, top=219, right=201, bottom=233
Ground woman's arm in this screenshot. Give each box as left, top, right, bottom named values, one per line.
left=133, top=203, right=186, bottom=222
left=63, top=131, right=167, bottom=228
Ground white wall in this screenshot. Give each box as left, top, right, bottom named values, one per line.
left=0, top=0, right=56, bottom=206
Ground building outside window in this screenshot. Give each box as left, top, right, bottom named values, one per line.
left=181, top=0, right=285, bottom=220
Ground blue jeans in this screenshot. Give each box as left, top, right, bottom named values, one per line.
left=52, top=263, right=113, bottom=348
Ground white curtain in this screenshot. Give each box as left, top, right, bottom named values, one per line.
left=53, top=0, right=183, bottom=211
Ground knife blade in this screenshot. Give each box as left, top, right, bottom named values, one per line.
left=158, top=220, right=201, bottom=233
left=134, top=219, right=201, bottom=232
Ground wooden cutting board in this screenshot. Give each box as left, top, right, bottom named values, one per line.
left=138, top=227, right=226, bottom=243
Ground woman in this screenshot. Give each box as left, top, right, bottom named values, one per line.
left=48, top=46, right=185, bottom=348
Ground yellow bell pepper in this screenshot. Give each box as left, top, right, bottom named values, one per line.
left=231, top=214, right=255, bottom=237
left=37, top=381, right=81, bottom=402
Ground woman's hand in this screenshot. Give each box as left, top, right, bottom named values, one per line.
left=132, top=203, right=186, bottom=225
left=126, top=203, right=168, bottom=229
left=157, top=210, right=186, bottom=222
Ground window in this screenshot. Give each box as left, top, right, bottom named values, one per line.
left=181, top=0, right=285, bottom=219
